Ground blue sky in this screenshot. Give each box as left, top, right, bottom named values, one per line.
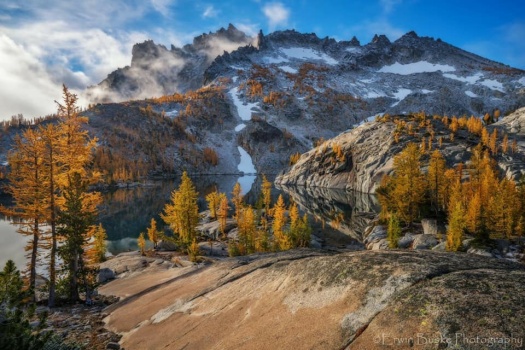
left=0, top=0, right=524, bottom=120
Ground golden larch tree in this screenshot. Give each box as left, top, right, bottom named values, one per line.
left=272, top=194, right=289, bottom=250
left=161, top=171, right=200, bottom=245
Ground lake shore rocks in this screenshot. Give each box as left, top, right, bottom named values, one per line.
left=276, top=108, right=525, bottom=193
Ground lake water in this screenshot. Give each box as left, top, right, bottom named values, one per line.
left=0, top=175, right=379, bottom=270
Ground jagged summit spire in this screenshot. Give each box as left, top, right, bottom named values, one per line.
left=350, top=36, right=360, bottom=46
left=371, top=34, right=391, bottom=46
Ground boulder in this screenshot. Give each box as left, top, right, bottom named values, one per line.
left=431, top=241, right=447, bottom=251
left=197, top=241, right=228, bottom=257
left=412, top=234, right=438, bottom=250
left=227, top=228, right=239, bottom=240
left=99, top=253, right=155, bottom=276
left=157, top=239, right=178, bottom=251
left=363, top=225, right=387, bottom=249
left=106, top=342, right=120, bottom=350
left=421, top=218, right=438, bottom=235
left=196, top=219, right=236, bottom=239
left=370, top=238, right=389, bottom=250
left=97, top=268, right=116, bottom=283
left=397, top=233, right=415, bottom=249
left=468, top=247, right=493, bottom=258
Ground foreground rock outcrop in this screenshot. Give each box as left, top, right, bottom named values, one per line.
left=99, top=250, right=525, bottom=350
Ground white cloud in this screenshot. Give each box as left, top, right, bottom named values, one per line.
left=235, top=23, right=260, bottom=37
left=150, top=0, right=174, bottom=17
left=262, top=2, right=290, bottom=30
left=202, top=5, right=218, bottom=18
left=0, top=20, right=152, bottom=119
left=0, top=34, right=62, bottom=120
left=380, top=0, right=402, bottom=14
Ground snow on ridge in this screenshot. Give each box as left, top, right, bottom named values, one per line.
left=465, top=90, right=478, bottom=98
left=391, top=88, right=412, bottom=107
left=280, top=65, right=298, bottom=74
left=518, top=77, right=525, bottom=86
left=263, top=47, right=338, bottom=66
left=165, top=110, right=179, bottom=118
left=364, top=90, right=386, bottom=99
left=235, top=124, right=246, bottom=132
left=263, top=56, right=289, bottom=64
left=379, top=61, right=455, bottom=75
left=443, top=72, right=483, bottom=84
left=281, top=47, right=338, bottom=65
left=345, top=47, right=361, bottom=53
left=228, top=87, right=259, bottom=121
left=479, top=79, right=504, bottom=92
left=421, top=89, right=433, bottom=94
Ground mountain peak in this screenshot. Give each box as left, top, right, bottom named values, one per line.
left=371, top=34, right=391, bottom=46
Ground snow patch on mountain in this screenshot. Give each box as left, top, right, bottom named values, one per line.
left=165, top=110, right=179, bottom=118
left=379, top=61, right=455, bottom=75
left=421, top=89, right=433, bottom=94
left=281, top=47, right=338, bottom=65
left=465, top=90, right=478, bottom=98
left=228, top=87, right=259, bottom=121
left=391, top=88, right=412, bottom=106
left=280, top=66, right=298, bottom=74
left=235, top=124, right=246, bottom=132
left=365, top=90, right=387, bottom=99
left=264, top=47, right=338, bottom=66
left=480, top=79, right=504, bottom=92
left=443, top=72, right=483, bottom=84
left=264, top=55, right=289, bottom=64
left=518, top=77, right=525, bottom=86
left=345, top=47, right=361, bottom=54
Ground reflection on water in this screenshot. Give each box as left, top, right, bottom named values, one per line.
left=276, top=184, right=380, bottom=243
left=0, top=216, right=27, bottom=269
left=0, top=175, right=380, bottom=267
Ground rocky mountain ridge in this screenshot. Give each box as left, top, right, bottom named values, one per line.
left=276, top=107, right=525, bottom=193
left=78, top=25, right=525, bottom=182
left=4, top=25, right=525, bottom=187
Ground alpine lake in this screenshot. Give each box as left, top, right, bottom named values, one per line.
left=0, top=174, right=379, bottom=270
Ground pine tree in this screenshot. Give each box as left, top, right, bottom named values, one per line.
left=161, top=171, right=200, bottom=246
left=446, top=202, right=465, bottom=251
left=390, top=143, right=426, bottom=224
left=205, top=189, right=221, bottom=219
left=217, top=195, right=229, bottom=238
left=427, top=150, right=446, bottom=214
left=88, top=224, right=107, bottom=264
left=0, top=129, right=48, bottom=299
left=39, top=123, right=63, bottom=307
left=261, top=175, right=272, bottom=215
left=387, top=214, right=401, bottom=248
left=272, top=195, right=289, bottom=250
left=146, top=218, right=160, bottom=249
left=138, top=232, right=146, bottom=256
left=502, top=133, right=509, bottom=154
left=231, top=182, right=244, bottom=224
left=57, top=172, right=100, bottom=302
left=237, top=206, right=256, bottom=254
